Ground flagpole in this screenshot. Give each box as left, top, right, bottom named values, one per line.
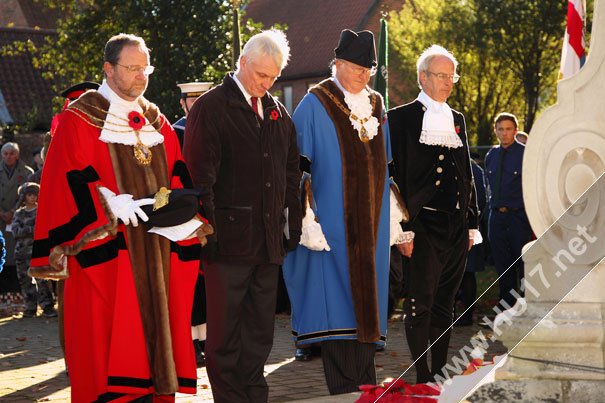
left=374, top=18, right=389, bottom=110
left=232, top=0, right=242, bottom=70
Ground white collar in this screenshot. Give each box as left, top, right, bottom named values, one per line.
left=415, top=90, right=462, bottom=149
left=97, top=80, right=164, bottom=147
left=331, top=77, right=379, bottom=142
left=232, top=73, right=263, bottom=119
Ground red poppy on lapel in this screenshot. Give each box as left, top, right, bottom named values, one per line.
left=128, top=111, right=145, bottom=131
left=270, top=109, right=280, bottom=121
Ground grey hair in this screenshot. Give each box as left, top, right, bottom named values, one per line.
left=416, top=44, right=458, bottom=88
left=104, top=33, right=150, bottom=65
left=237, top=29, right=290, bottom=72
left=1, top=142, right=20, bottom=155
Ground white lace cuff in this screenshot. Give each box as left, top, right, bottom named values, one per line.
left=469, top=229, right=483, bottom=245
left=390, top=189, right=405, bottom=245
left=300, top=208, right=331, bottom=251
left=419, top=130, right=463, bottom=148
left=401, top=231, right=415, bottom=243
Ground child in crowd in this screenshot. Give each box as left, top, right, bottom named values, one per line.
left=13, top=182, right=56, bottom=318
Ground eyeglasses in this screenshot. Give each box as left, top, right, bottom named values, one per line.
left=341, top=60, right=377, bottom=77
left=115, top=63, right=155, bottom=75
left=425, top=71, right=460, bottom=83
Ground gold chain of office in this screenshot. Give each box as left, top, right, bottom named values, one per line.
left=68, top=102, right=161, bottom=132
left=67, top=102, right=159, bottom=166
left=317, top=86, right=376, bottom=143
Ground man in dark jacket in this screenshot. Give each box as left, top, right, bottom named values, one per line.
left=183, top=29, right=302, bottom=403
left=388, top=45, right=480, bottom=384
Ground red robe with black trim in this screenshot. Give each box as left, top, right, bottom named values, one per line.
left=31, top=98, right=199, bottom=402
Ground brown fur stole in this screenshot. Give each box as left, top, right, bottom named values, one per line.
left=66, top=92, right=178, bottom=394
left=310, top=80, right=386, bottom=343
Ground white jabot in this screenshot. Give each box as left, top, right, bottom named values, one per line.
left=232, top=74, right=264, bottom=119
left=97, top=80, right=164, bottom=147
left=333, top=77, right=379, bottom=141
left=416, top=90, right=463, bottom=149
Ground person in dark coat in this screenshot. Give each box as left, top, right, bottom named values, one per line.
left=388, top=45, right=480, bottom=384
left=0, top=142, right=33, bottom=294
left=183, top=29, right=302, bottom=403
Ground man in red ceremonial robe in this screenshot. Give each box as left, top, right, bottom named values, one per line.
left=31, top=33, right=207, bottom=403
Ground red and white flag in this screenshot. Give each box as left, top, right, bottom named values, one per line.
left=559, top=0, right=586, bottom=79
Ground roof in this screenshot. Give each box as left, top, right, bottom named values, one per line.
left=0, top=0, right=61, bottom=29
left=0, top=27, right=55, bottom=125
left=244, top=0, right=379, bottom=80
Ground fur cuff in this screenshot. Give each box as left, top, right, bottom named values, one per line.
left=29, top=186, right=118, bottom=280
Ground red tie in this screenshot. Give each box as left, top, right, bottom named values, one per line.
left=251, top=97, right=261, bottom=119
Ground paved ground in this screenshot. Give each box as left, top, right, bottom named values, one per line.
left=0, top=304, right=506, bottom=402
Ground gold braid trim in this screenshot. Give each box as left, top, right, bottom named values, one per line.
left=67, top=102, right=161, bottom=133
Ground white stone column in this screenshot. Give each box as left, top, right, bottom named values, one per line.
left=469, top=0, right=605, bottom=400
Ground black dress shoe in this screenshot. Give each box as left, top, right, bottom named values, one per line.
left=196, top=351, right=206, bottom=367
left=295, top=348, right=312, bottom=361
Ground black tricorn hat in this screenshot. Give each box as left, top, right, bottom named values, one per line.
left=140, top=188, right=201, bottom=227
left=334, top=29, right=377, bottom=68
left=60, top=81, right=100, bottom=100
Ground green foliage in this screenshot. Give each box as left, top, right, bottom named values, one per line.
left=16, top=0, right=265, bottom=121
left=389, top=0, right=568, bottom=145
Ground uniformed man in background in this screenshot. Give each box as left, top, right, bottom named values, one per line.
left=173, top=82, right=212, bottom=148
left=484, top=112, right=533, bottom=311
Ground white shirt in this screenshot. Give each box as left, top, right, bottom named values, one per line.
left=232, top=73, right=264, bottom=120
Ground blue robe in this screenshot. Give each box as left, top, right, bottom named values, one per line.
left=283, top=91, right=391, bottom=346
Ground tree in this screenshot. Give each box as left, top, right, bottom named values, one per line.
left=477, top=0, right=567, bottom=131
left=9, top=0, right=263, bottom=122
left=388, top=0, right=567, bottom=146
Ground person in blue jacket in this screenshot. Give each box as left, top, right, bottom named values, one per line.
left=484, top=112, right=533, bottom=310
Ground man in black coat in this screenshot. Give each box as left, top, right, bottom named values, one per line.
left=388, top=45, right=480, bottom=384
left=183, top=29, right=302, bottom=403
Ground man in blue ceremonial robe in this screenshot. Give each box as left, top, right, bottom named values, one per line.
left=283, top=29, right=407, bottom=395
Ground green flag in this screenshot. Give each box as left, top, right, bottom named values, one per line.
left=374, top=18, right=388, bottom=110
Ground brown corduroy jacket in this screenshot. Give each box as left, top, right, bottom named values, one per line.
left=184, top=74, right=302, bottom=265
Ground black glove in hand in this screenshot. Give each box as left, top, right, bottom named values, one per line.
left=284, top=231, right=301, bottom=252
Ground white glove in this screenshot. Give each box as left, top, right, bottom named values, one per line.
left=98, top=187, right=155, bottom=227
left=299, top=208, right=331, bottom=251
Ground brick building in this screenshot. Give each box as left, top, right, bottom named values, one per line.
left=243, top=0, right=406, bottom=113
left=0, top=0, right=59, bottom=127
